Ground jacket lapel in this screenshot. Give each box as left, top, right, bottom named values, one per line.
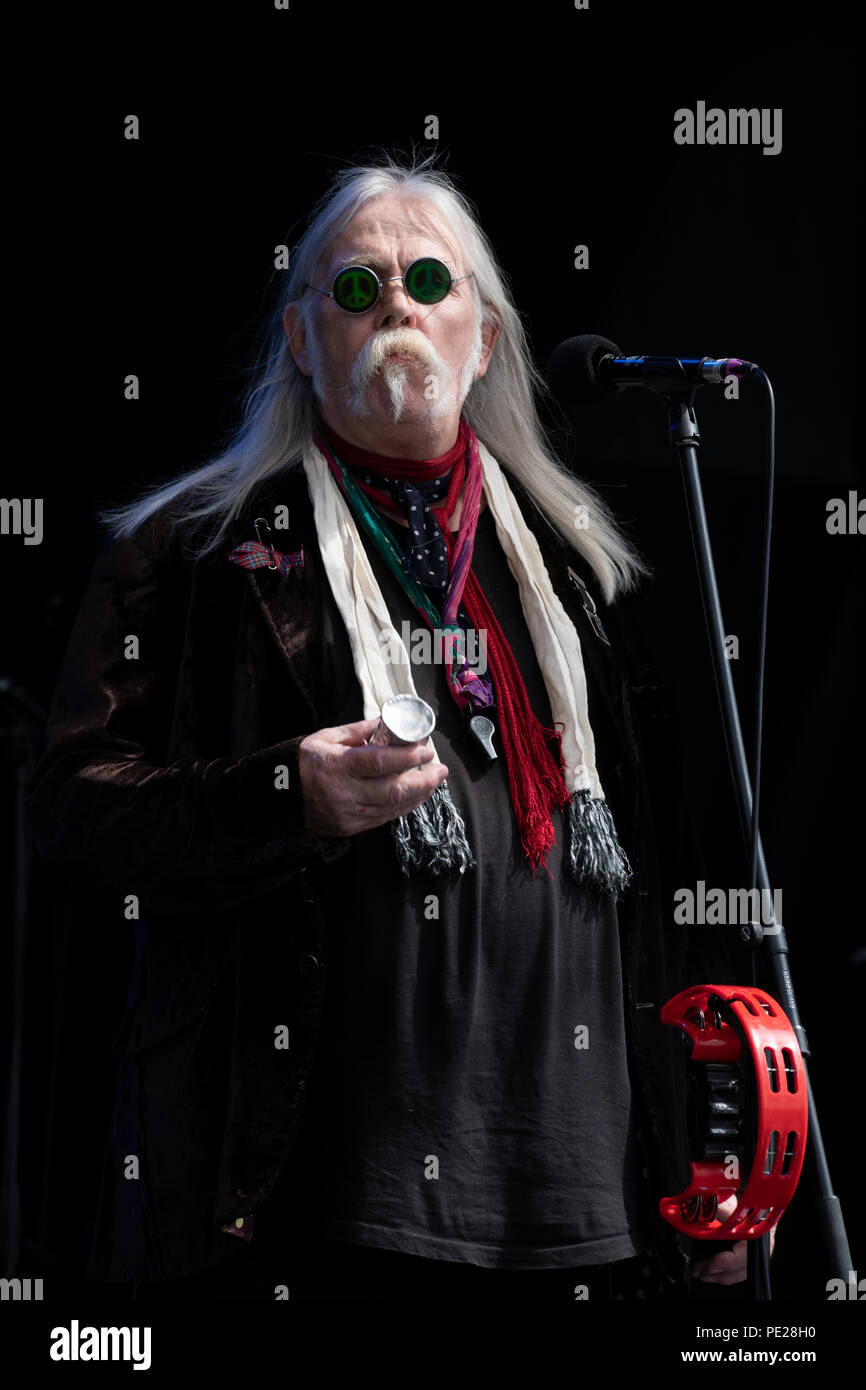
left=228, top=465, right=323, bottom=727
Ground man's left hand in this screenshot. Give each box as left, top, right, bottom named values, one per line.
left=689, top=1196, right=778, bottom=1284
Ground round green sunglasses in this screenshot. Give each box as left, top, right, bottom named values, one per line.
left=306, top=257, right=473, bottom=314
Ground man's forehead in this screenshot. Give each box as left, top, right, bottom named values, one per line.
left=318, top=201, right=461, bottom=275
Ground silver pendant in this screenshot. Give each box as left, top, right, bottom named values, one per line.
left=466, top=713, right=497, bottom=764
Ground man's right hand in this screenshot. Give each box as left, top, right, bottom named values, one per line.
left=297, top=718, right=450, bottom=839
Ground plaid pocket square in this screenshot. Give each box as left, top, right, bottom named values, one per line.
left=228, top=541, right=304, bottom=577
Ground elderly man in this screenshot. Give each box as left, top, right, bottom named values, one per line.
left=26, top=154, right=753, bottom=1302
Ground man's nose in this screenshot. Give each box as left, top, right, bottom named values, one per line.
left=377, top=277, right=418, bottom=328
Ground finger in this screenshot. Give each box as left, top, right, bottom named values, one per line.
left=357, top=763, right=449, bottom=813
left=693, top=1246, right=746, bottom=1281
left=348, top=740, right=437, bottom=778
left=698, top=1248, right=742, bottom=1270
left=692, top=1251, right=735, bottom=1275
left=322, top=717, right=383, bottom=746
left=694, top=1267, right=747, bottom=1286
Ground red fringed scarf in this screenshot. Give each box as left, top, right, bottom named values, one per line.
left=317, top=419, right=572, bottom=877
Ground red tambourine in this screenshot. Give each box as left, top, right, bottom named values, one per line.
left=658, top=984, right=808, bottom=1240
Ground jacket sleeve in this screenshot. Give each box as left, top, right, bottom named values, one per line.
left=24, top=516, right=325, bottom=914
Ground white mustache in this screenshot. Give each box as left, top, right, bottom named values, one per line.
left=365, top=330, right=435, bottom=372
left=341, top=317, right=483, bottom=423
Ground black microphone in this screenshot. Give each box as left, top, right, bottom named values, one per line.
left=545, top=334, right=755, bottom=405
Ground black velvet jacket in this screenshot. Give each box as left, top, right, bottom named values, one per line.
left=25, top=460, right=749, bottom=1289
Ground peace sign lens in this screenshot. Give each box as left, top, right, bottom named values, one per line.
left=331, top=258, right=453, bottom=313
left=332, top=266, right=380, bottom=312
left=404, top=258, right=451, bottom=304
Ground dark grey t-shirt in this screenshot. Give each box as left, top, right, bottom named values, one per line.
left=290, top=502, right=650, bottom=1268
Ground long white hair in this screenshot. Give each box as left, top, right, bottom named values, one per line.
left=99, top=148, right=648, bottom=602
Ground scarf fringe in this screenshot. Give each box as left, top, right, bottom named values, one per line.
left=389, top=783, right=631, bottom=899
left=391, top=780, right=476, bottom=877
left=567, top=789, right=633, bottom=898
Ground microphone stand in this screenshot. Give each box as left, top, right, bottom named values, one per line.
left=661, top=387, right=852, bottom=1301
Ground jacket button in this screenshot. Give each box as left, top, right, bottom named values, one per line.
left=298, top=953, right=320, bottom=976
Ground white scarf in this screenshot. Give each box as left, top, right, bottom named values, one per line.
left=302, top=436, right=632, bottom=895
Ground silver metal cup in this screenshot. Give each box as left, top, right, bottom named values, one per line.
left=367, top=694, right=436, bottom=748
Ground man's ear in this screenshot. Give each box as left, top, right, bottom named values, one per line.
left=476, top=312, right=502, bottom=381
left=283, top=303, right=312, bottom=376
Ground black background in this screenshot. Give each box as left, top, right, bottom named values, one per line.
left=1, top=1, right=862, bottom=1328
